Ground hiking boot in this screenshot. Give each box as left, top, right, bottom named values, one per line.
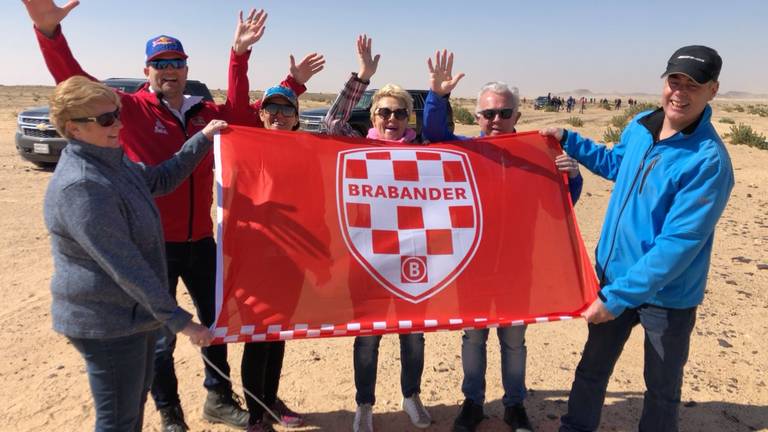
left=353, top=403, right=373, bottom=432
left=402, top=393, right=431, bottom=428
left=266, top=398, right=304, bottom=428
left=159, top=404, right=189, bottom=432
left=246, top=419, right=276, bottom=432
left=453, top=399, right=485, bottom=432
left=202, top=388, right=249, bottom=429
left=504, top=403, right=533, bottom=432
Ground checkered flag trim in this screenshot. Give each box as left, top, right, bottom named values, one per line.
left=212, top=315, right=576, bottom=343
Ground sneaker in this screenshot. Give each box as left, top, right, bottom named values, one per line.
left=453, top=399, right=485, bottom=432
left=158, top=404, right=189, bottom=432
left=402, top=393, right=431, bottom=428
left=203, top=388, right=249, bottom=429
left=353, top=403, right=373, bottom=432
left=504, top=403, right=533, bottom=432
left=267, top=398, right=304, bottom=428
left=246, top=419, right=276, bottom=432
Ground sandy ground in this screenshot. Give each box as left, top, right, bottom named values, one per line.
left=0, top=86, right=766, bottom=432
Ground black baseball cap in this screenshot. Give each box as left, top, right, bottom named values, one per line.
left=661, top=45, right=722, bottom=84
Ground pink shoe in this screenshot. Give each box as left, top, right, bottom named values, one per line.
left=246, top=419, right=275, bottom=432
left=267, top=399, right=304, bottom=428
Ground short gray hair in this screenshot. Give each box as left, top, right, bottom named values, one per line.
left=476, top=81, right=520, bottom=113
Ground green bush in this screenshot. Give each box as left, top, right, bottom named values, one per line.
left=602, top=127, right=622, bottom=143
left=566, top=116, right=584, bottom=127
left=453, top=106, right=476, bottom=125
left=544, top=105, right=559, bottom=112
left=610, top=115, right=626, bottom=128
left=747, top=105, right=768, bottom=117
left=727, top=123, right=767, bottom=149
left=733, top=105, right=745, bottom=112
left=719, top=117, right=736, bottom=124
left=599, top=101, right=611, bottom=110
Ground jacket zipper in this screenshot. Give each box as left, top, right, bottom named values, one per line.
left=597, top=142, right=655, bottom=287
left=158, top=95, right=195, bottom=241
left=638, top=156, right=660, bottom=194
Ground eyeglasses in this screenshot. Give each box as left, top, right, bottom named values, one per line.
left=146, top=58, right=187, bottom=70
left=477, top=108, right=515, bottom=120
left=262, top=103, right=297, bottom=117
left=71, top=109, right=121, bottom=127
left=375, top=107, right=409, bottom=120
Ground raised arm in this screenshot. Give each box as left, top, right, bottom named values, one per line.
left=322, top=35, right=378, bottom=137
left=424, top=49, right=465, bottom=142
left=226, top=9, right=266, bottom=122
left=24, top=0, right=97, bottom=83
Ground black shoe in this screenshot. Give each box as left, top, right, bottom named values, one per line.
left=159, top=404, right=189, bottom=432
left=453, top=399, right=485, bottom=432
left=504, top=403, right=533, bottom=431
left=203, top=388, right=250, bottom=429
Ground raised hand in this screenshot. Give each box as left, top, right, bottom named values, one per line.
left=356, top=34, right=380, bottom=82
left=22, top=0, right=80, bottom=37
left=232, top=8, right=267, bottom=55
left=427, top=49, right=465, bottom=97
left=289, top=53, right=325, bottom=85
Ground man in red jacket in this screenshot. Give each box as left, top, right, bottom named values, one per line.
left=23, top=2, right=324, bottom=431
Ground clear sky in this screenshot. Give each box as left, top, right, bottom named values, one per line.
left=3, top=0, right=767, bottom=98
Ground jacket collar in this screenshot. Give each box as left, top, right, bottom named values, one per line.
left=639, top=105, right=711, bottom=142
left=67, top=138, right=124, bottom=168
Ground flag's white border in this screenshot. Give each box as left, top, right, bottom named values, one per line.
left=213, top=132, right=224, bottom=330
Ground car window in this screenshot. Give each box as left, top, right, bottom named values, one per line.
left=409, top=92, right=425, bottom=110
left=354, top=92, right=374, bottom=110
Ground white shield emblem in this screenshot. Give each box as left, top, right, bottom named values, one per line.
left=337, top=148, right=483, bottom=303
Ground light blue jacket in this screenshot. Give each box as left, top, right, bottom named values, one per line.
left=561, top=105, right=734, bottom=316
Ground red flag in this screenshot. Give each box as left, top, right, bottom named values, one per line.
left=211, top=126, right=597, bottom=343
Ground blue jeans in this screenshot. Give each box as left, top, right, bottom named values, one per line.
left=461, top=325, right=527, bottom=407
left=560, top=304, right=697, bottom=432
left=354, top=333, right=425, bottom=405
left=68, top=330, right=158, bottom=432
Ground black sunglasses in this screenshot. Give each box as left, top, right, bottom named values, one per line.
left=146, top=58, right=187, bottom=70
left=262, top=103, right=297, bottom=117
left=71, top=109, right=121, bottom=127
left=376, top=107, right=409, bottom=121
left=477, top=108, right=515, bottom=120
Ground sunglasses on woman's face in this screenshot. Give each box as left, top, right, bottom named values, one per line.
left=376, top=107, right=409, bottom=121
left=146, top=58, right=187, bottom=70
left=71, top=109, right=121, bottom=127
left=477, top=108, right=515, bottom=120
left=262, top=103, right=297, bottom=117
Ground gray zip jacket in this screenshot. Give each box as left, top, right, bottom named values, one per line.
left=44, top=131, right=213, bottom=338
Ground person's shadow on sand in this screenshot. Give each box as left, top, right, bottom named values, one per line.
left=286, top=391, right=767, bottom=431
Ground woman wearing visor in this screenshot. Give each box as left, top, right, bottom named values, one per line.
left=44, top=76, right=226, bottom=431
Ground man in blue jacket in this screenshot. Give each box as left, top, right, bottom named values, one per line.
left=541, top=45, right=733, bottom=431
left=423, top=51, right=583, bottom=432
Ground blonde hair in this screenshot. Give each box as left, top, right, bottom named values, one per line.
left=49, top=76, right=121, bottom=139
left=370, top=84, right=413, bottom=123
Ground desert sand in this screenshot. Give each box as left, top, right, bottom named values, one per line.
left=0, top=86, right=766, bottom=431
